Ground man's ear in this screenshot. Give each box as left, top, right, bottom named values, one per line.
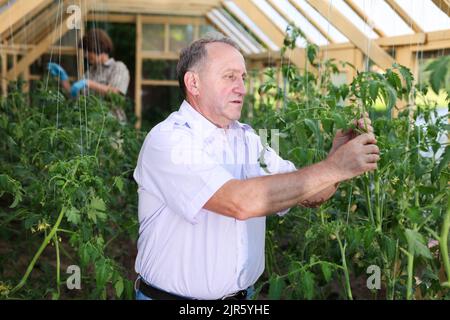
left=184, top=71, right=200, bottom=96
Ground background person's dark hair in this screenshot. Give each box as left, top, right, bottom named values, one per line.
left=80, top=28, right=114, bottom=55
left=176, top=32, right=240, bottom=98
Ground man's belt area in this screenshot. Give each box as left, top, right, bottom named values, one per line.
left=138, top=279, right=248, bottom=300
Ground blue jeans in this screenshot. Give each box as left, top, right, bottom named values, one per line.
left=135, top=277, right=255, bottom=300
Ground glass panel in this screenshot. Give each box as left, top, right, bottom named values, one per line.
left=142, top=24, right=165, bottom=51
left=292, top=0, right=348, bottom=43
left=330, top=0, right=378, bottom=39
left=251, top=0, right=287, bottom=34
left=223, top=0, right=279, bottom=51
left=219, top=8, right=264, bottom=53
left=170, top=25, right=194, bottom=53
left=200, top=24, right=216, bottom=37
left=252, top=0, right=307, bottom=48
left=395, top=0, right=450, bottom=32
left=274, top=0, right=329, bottom=45
left=142, top=60, right=178, bottom=80
left=353, top=0, right=413, bottom=36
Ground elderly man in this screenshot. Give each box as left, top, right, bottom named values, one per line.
left=133, top=34, right=379, bottom=300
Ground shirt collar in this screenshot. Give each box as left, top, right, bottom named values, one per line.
left=103, top=58, right=115, bottom=67
left=178, top=100, right=224, bottom=139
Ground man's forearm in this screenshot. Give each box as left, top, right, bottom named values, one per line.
left=299, top=183, right=339, bottom=208
left=87, top=80, right=120, bottom=96
left=234, top=161, right=340, bottom=219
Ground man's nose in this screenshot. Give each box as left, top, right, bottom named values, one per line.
left=234, top=78, right=246, bottom=96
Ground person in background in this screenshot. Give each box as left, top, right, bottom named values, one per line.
left=48, top=28, right=130, bottom=123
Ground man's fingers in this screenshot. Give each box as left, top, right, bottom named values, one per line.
left=355, top=133, right=377, bottom=145
left=364, top=144, right=380, bottom=154
left=366, top=154, right=380, bottom=163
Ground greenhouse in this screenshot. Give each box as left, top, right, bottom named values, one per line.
left=0, top=0, right=449, bottom=302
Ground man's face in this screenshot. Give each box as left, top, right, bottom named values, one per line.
left=197, top=42, right=247, bottom=127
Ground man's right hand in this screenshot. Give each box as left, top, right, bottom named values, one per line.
left=326, top=133, right=380, bottom=181
left=47, top=63, right=69, bottom=81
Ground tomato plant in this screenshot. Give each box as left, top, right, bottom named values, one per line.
left=0, top=80, right=144, bottom=299
left=245, top=25, right=449, bottom=300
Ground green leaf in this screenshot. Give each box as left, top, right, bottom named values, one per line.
left=95, top=260, right=111, bottom=288
left=397, top=64, right=413, bottom=93
left=301, top=271, right=315, bottom=300
left=432, top=145, right=450, bottom=184
left=66, top=207, right=81, bottom=225
left=426, top=56, right=450, bottom=94
left=383, top=83, right=397, bottom=111
left=404, top=229, right=432, bottom=259
left=304, top=118, right=323, bottom=149
left=0, top=174, right=24, bottom=208
left=113, top=176, right=124, bottom=193
left=87, top=196, right=107, bottom=223
left=115, top=277, right=124, bottom=298
left=268, top=275, right=285, bottom=299
left=369, top=82, right=379, bottom=102
left=307, top=44, right=318, bottom=66
left=321, top=263, right=332, bottom=283
left=332, top=113, right=347, bottom=130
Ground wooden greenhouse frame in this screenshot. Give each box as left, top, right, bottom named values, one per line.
left=0, top=0, right=449, bottom=128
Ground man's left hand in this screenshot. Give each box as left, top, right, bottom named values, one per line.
left=329, top=112, right=374, bottom=155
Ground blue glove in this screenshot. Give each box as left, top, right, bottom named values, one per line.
left=47, top=63, right=69, bottom=81
left=70, top=79, right=88, bottom=98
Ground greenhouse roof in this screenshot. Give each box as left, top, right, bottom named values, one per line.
left=0, top=0, right=449, bottom=71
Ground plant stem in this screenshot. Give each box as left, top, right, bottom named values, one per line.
left=440, top=202, right=450, bottom=286
left=404, top=247, right=414, bottom=300
left=364, top=174, right=374, bottom=226
left=53, top=233, right=61, bottom=299
left=336, top=234, right=353, bottom=300
left=10, top=207, right=66, bottom=294
left=374, top=172, right=382, bottom=232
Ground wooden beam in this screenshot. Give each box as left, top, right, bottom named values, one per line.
left=90, top=0, right=219, bottom=16
left=266, top=0, right=314, bottom=44
left=135, top=14, right=143, bottom=130
left=141, top=51, right=179, bottom=60
left=1, top=52, right=6, bottom=96
left=0, top=0, right=49, bottom=35
left=409, top=39, right=450, bottom=52
left=1, top=0, right=52, bottom=41
left=230, top=0, right=307, bottom=68
left=141, top=79, right=178, bottom=86
left=384, top=0, right=424, bottom=33
left=10, top=1, right=63, bottom=45
left=431, top=0, right=450, bottom=17
left=287, top=0, right=334, bottom=43
left=343, top=0, right=386, bottom=37
left=306, top=0, right=394, bottom=70
left=377, top=33, right=427, bottom=47
left=87, top=13, right=135, bottom=23
left=6, top=3, right=88, bottom=80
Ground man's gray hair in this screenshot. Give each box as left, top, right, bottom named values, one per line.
left=176, top=32, right=241, bottom=98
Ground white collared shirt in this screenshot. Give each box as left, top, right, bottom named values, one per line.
left=133, top=100, right=296, bottom=299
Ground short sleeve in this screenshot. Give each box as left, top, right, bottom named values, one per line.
left=109, top=62, right=130, bottom=95
left=134, top=127, right=234, bottom=224
left=245, top=129, right=297, bottom=217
